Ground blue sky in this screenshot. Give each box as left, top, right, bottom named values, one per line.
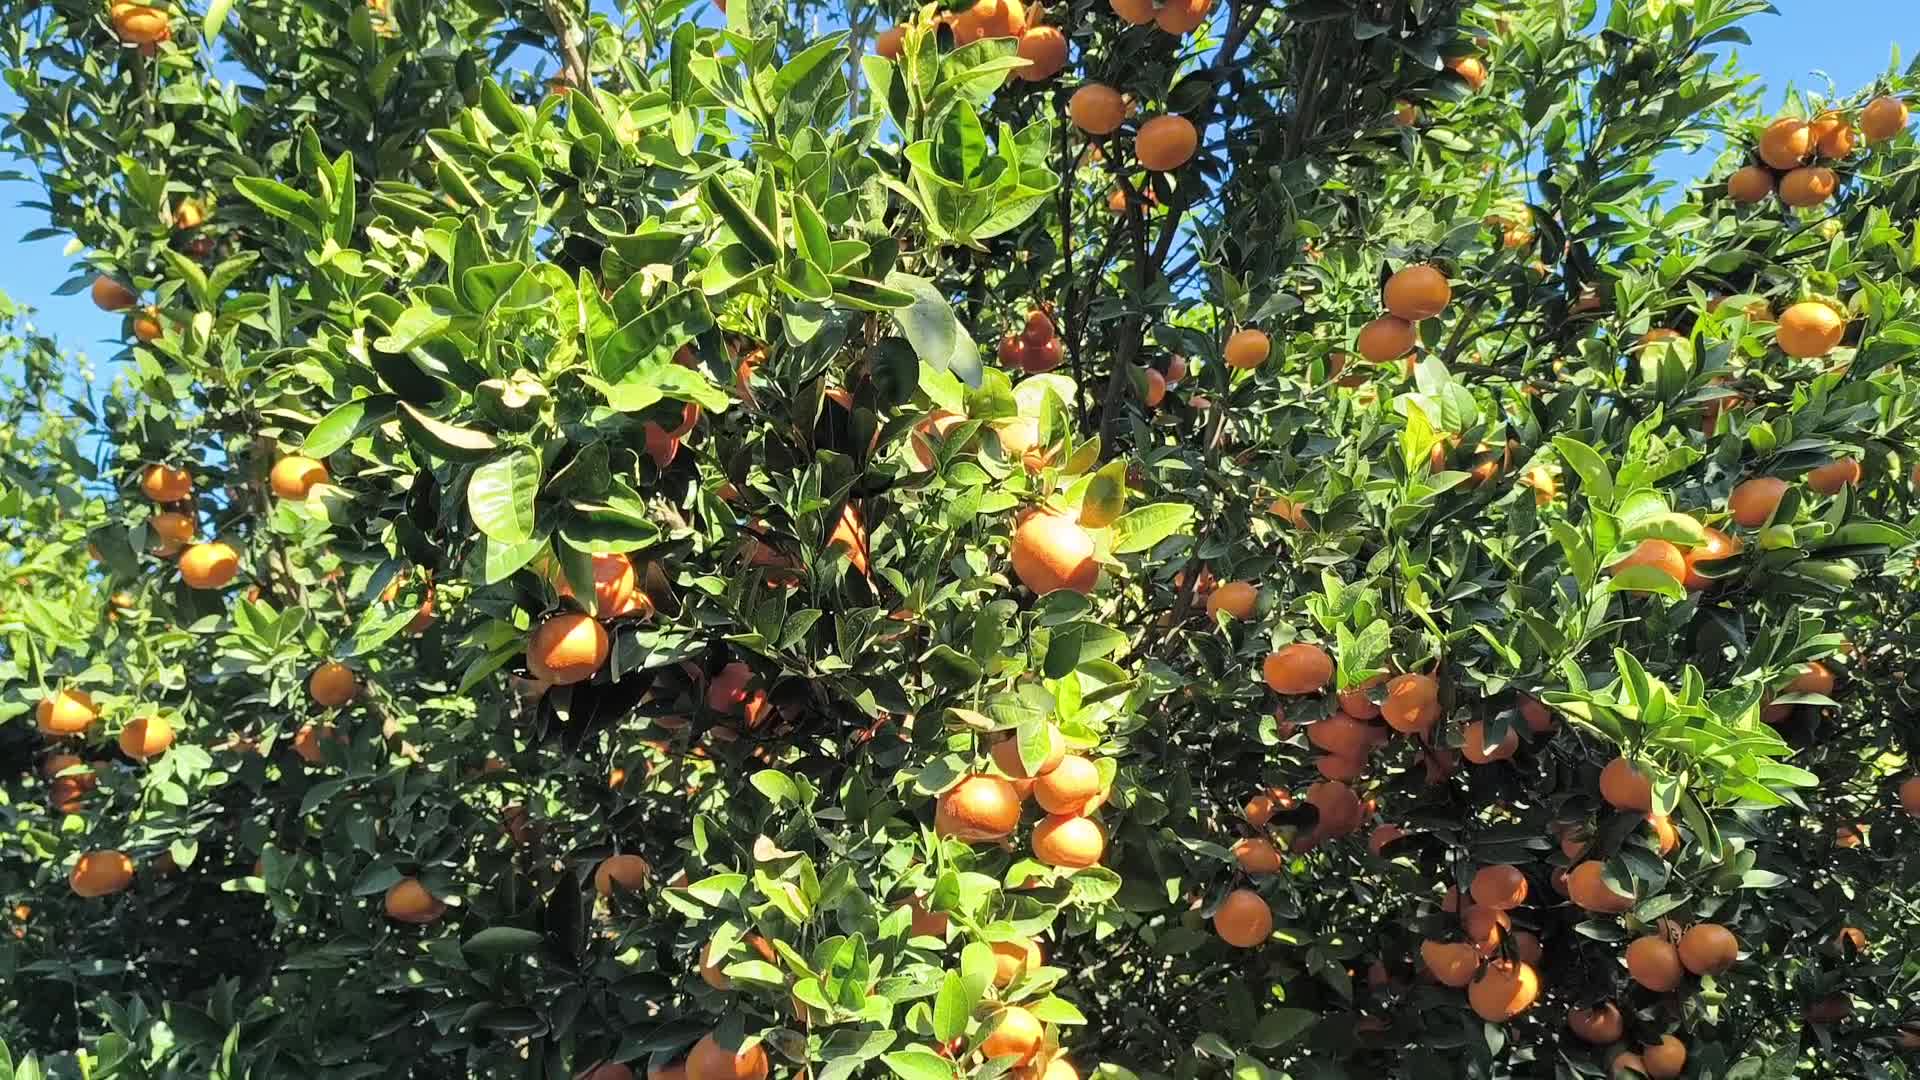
left=0, top=2, right=1908, bottom=379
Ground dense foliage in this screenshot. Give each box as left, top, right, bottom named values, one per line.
left=2, top=0, right=1919, bottom=1077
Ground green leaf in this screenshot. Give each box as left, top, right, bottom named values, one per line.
left=1620, top=512, right=1706, bottom=547
left=1079, top=459, right=1128, bottom=528
left=1552, top=435, right=1614, bottom=507
left=462, top=927, right=546, bottom=957
left=305, top=396, right=395, bottom=457
left=1605, top=565, right=1687, bottom=600
left=882, top=1050, right=955, bottom=1080
left=201, top=0, right=234, bottom=37
left=1109, top=503, right=1195, bottom=554
left=703, top=174, right=779, bottom=264
left=468, top=451, right=540, bottom=544
left=396, top=402, right=500, bottom=462
left=931, top=971, right=970, bottom=1042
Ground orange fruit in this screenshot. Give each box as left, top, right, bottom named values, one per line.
left=1625, top=935, right=1684, bottom=992
left=1445, top=55, right=1487, bottom=90
left=1032, top=813, right=1105, bottom=867
left=1681, top=527, right=1740, bottom=590
left=1153, top=0, right=1209, bottom=33
left=46, top=754, right=97, bottom=812
left=149, top=510, right=196, bottom=554
left=527, top=612, right=608, bottom=685
left=1338, top=674, right=1386, bottom=720
left=1356, top=316, right=1416, bottom=363
left=935, top=774, right=1022, bottom=841
left=990, top=937, right=1042, bottom=987
left=1011, top=512, right=1097, bottom=595
left=1243, top=787, right=1290, bottom=825
left=1861, top=95, right=1909, bottom=142
left=698, top=937, right=733, bottom=989
left=1643, top=813, right=1680, bottom=856
left=118, top=714, right=173, bottom=762
left=1136, top=114, right=1197, bottom=171
left=1726, top=164, right=1773, bottom=203
left=981, top=1006, right=1043, bottom=1065
left=1833, top=824, right=1863, bottom=849
left=1304, top=780, right=1362, bottom=839
left=1677, top=922, right=1738, bottom=975
left=908, top=410, right=966, bottom=471
left=112, top=4, right=170, bottom=44
left=1460, top=904, right=1508, bottom=956
left=1108, top=0, right=1154, bottom=23
left=1757, top=117, right=1811, bottom=169
left=1611, top=1053, right=1646, bottom=1079
left=1567, top=861, right=1634, bottom=913
left=1609, top=539, right=1685, bottom=585
left=91, top=275, right=138, bottom=311
left=1367, top=823, right=1406, bottom=856
left=685, top=1033, right=768, bottom=1080
left=1069, top=84, right=1126, bottom=135
left=1394, top=100, right=1418, bottom=126
left=1729, top=476, right=1788, bottom=527
left=1778, top=165, right=1836, bottom=207
left=556, top=552, right=637, bottom=614
left=1262, top=643, right=1333, bottom=695
left=874, top=25, right=904, bottom=58
left=292, top=723, right=336, bottom=765
left=900, top=896, right=948, bottom=939
left=1213, top=888, right=1273, bottom=947
left=1224, top=328, right=1270, bottom=369
left=1383, top=265, right=1451, bottom=321
left=1460, top=720, right=1518, bottom=764
left=1233, top=837, right=1283, bottom=873
left=1811, top=111, right=1854, bottom=158
left=131, top=308, right=164, bottom=342
left=1806, top=457, right=1861, bottom=494
left=1017, top=1055, right=1078, bottom=1080
left=1899, top=776, right=1920, bottom=815
left=1381, top=673, right=1440, bottom=735
left=70, top=850, right=135, bottom=897
left=1033, top=755, right=1102, bottom=815
left=991, top=728, right=1065, bottom=783
left=1314, top=753, right=1365, bottom=781
left=1568, top=1002, right=1624, bottom=1044
left=178, top=541, right=240, bottom=589
left=270, top=455, right=328, bottom=499
left=1600, top=757, right=1654, bottom=812
left=1777, top=300, right=1845, bottom=357
left=141, top=463, right=193, bottom=502
left=594, top=853, right=651, bottom=896
left=1511, top=929, right=1544, bottom=967
left=1140, top=367, right=1167, bottom=407
left=384, top=877, right=445, bottom=923
left=1519, top=695, right=1554, bottom=733
left=1641, top=1035, right=1686, bottom=1079
left=1421, top=939, right=1480, bottom=987
left=1015, top=26, right=1067, bottom=81
left=309, top=662, right=359, bottom=708
left=1784, top=660, right=1834, bottom=696
left=1206, top=580, right=1258, bottom=620
left=1468, top=959, right=1539, bottom=1022
left=36, top=689, right=97, bottom=736
left=951, top=0, right=1026, bottom=42
left=1308, top=713, right=1375, bottom=757
left=1469, top=865, right=1528, bottom=911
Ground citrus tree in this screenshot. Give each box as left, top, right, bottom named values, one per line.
left=3, top=0, right=1920, bottom=1077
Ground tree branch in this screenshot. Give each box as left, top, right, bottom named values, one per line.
left=545, top=0, right=590, bottom=92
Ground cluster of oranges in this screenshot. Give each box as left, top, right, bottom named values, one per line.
left=1727, top=97, right=1909, bottom=207
left=1106, top=0, right=1210, bottom=35
left=875, top=0, right=1067, bottom=83
left=1606, top=460, right=1860, bottom=596
left=1067, top=83, right=1197, bottom=173
left=923, top=725, right=1104, bottom=1072
left=1355, top=263, right=1451, bottom=369
left=997, top=307, right=1065, bottom=374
